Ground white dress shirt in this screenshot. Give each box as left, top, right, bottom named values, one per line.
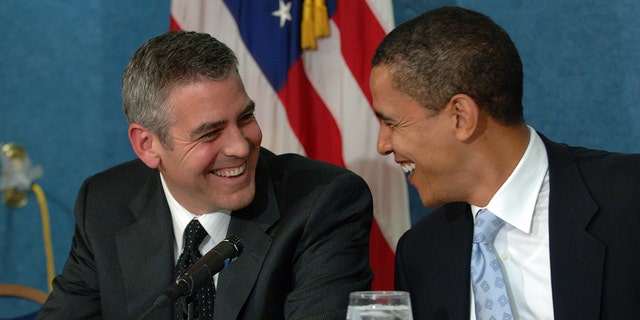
left=160, top=174, right=231, bottom=286
left=470, top=126, right=554, bottom=320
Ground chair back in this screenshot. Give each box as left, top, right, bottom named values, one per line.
left=0, top=284, right=48, bottom=305
left=0, top=284, right=48, bottom=320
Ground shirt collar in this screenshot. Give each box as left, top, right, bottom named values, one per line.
left=471, top=126, right=548, bottom=233
left=160, top=173, right=231, bottom=255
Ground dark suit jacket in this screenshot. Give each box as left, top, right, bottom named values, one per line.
left=395, top=135, right=640, bottom=319
left=37, top=148, right=374, bottom=319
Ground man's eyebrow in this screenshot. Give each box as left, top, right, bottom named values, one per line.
left=190, top=119, right=226, bottom=140
left=241, top=100, right=256, bottom=115
left=375, top=111, right=393, bottom=122
left=189, top=101, right=256, bottom=140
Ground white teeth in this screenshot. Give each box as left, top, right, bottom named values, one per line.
left=401, top=163, right=416, bottom=173
left=213, top=163, right=246, bottom=177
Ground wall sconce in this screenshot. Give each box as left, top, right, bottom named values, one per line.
left=0, top=142, right=43, bottom=209
left=0, top=142, right=55, bottom=291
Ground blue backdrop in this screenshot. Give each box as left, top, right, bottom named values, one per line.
left=1, top=1, right=639, bottom=317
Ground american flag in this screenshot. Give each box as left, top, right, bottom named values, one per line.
left=170, top=0, right=410, bottom=290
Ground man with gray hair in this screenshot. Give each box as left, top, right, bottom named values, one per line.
left=38, top=31, right=374, bottom=320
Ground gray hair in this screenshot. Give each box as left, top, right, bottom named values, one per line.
left=122, top=31, right=239, bottom=147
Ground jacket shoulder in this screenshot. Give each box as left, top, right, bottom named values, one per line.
left=262, top=150, right=358, bottom=182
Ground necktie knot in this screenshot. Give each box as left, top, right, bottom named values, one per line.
left=473, top=209, right=505, bottom=244
left=183, top=219, right=208, bottom=254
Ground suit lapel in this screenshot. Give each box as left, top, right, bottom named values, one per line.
left=405, top=203, right=473, bottom=318
left=214, top=155, right=280, bottom=320
left=115, top=172, right=175, bottom=318
left=441, top=203, right=474, bottom=318
left=543, top=136, right=604, bottom=319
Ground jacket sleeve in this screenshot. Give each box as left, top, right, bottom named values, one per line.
left=36, top=178, right=102, bottom=320
left=284, top=170, right=374, bottom=319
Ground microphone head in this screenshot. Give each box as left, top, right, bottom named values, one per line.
left=225, top=235, right=244, bottom=257
left=160, top=235, right=245, bottom=304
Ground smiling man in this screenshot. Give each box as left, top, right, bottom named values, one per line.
left=37, top=31, right=373, bottom=320
left=371, top=6, right=640, bottom=320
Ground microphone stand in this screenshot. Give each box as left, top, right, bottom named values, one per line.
left=136, top=302, right=160, bottom=320
left=187, top=301, right=195, bottom=320
left=137, top=295, right=195, bottom=320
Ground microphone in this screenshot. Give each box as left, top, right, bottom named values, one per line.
left=137, top=236, right=243, bottom=320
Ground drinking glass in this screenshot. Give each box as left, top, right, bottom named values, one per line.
left=346, top=291, right=413, bottom=320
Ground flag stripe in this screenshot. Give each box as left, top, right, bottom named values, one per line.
left=333, top=0, right=387, bottom=106
left=170, top=15, right=181, bottom=31
left=298, top=20, right=403, bottom=289
left=370, top=217, right=396, bottom=290
left=365, top=0, right=395, bottom=33
left=279, top=59, right=345, bottom=166
left=301, top=20, right=410, bottom=249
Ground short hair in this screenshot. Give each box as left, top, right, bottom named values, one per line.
left=372, top=6, right=524, bottom=125
left=122, top=31, right=240, bottom=147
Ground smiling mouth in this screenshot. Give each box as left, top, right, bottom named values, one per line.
left=401, top=162, right=416, bottom=174
left=213, top=163, right=246, bottom=177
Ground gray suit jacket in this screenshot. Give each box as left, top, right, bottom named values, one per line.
left=38, top=148, right=374, bottom=319
left=395, top=135, right=640, bottom=319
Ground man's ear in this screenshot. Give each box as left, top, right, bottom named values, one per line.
left=449, top=94, right=481, bottom=142
left=128, top=123, right=161, bottom=169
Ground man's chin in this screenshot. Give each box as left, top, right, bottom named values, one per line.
left=218, top=187, right=255, bottom=212
left=419, top=193, right=442, bottom=209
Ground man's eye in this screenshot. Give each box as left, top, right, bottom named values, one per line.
left=240, top=113, right=256, bottom=123
left=200, top=130, right=220, bottom=140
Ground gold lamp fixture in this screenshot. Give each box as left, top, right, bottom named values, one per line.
left=0, top=142, right=55, bottom=291
left=0, top=142, right=43, bottom=209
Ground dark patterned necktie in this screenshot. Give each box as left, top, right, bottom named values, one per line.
left=174, top=219, right=215, bottom=320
